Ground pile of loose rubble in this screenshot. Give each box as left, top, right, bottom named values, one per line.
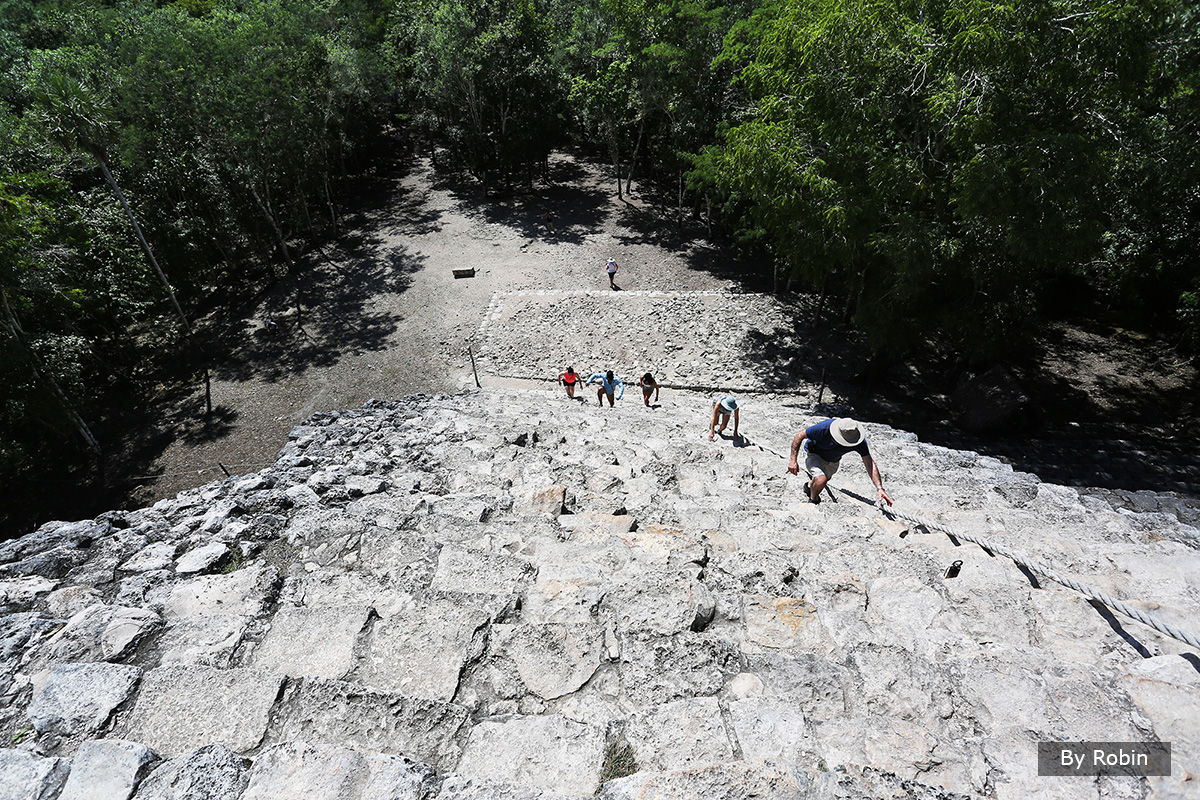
left=476, top=291, right=814, bottom=393
left=1, top=387, right=1198, bottom=799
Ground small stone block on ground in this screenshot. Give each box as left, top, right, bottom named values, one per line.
left=596, top=760, right=813, bottom=800
left=456, top=714, right=606, bottom=798
left=129, top=744, right=248, bottom=800
left=624, top=697, right=734, bottom=772
left=59, top=739, right=159, bottom=800
left=28, top=662, right=142, bottom=738
left=0, top=749, right=70, bottom=800
left=358, top=601, right=490, bottom=701
left=123, top=666, right=283, bottom=756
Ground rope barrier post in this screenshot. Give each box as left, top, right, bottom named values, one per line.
left=467, top=344, right=481, bottom=388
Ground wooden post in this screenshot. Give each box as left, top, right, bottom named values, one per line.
left=468, top=345, right=481, bottom=388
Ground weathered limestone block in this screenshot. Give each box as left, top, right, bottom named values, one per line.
left=515, top=485, right=566, bottom=517
left=45, top=586, right=102, bottom=619
left=174, top=544, right=229, bottom=575
left=491, top=623, right=604, bottom=700
left=158, top=614, right=250, bottom=668
left=32, top=604, right=161, bottom=665
left=264, top=678, right=470, bottom=771
left=814, top=716, right=962, bottom=789
left=456, top=714, right=606, bottom=798
left=345, top=475, right=389, bottom=496
left=251, top=605, right=372, bottom=679
left=600, top=568, right=714, bottom=635
left=433, top=495, right=493, bottom=523
left=130, top=744, right=248, bottom=800
left=618, top=631, right=742, bottom=706
left=279, top=572, right=413, bottom=619
left=240, top=742, right=436, bottom=800
left=123, top=666, right=283, bottom=756
left=434, top=775, right=578, bottom=800
left=597, top=759, right=812, bottom=800
left=0, top=749, right=70, bottom=800
left=163, top=565, right=279, bottom=621
left=557, top=514, right=635, bottom=535
left=59, top=739, right=159, bottom=800
left=1117, top=655, right=1200, bottom=778
left=624, top=697, right=734, bottom=772
left=430, top=546, right=536, bottom=598
left=29, top=662, right=141, bottom=738
left=727, top=696, right=812, bottom=762
left=358, top=529, right=440, bottom=590
left=120, top=543, right=179, bottom=573
left=358, top=601, right=490, bottom=701
left=0, top=577, right=55, bottom=608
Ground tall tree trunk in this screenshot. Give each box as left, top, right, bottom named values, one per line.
left=626, top=119, right=646, bottom=195
left=0, top=288, right=101, bottom=456
left=96, top=154, right=212, bottom=414
left=247, top=179, right=294, bottom=270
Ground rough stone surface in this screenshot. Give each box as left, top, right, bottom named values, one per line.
left=129, top=744, right=248, bottom=800
left=456, top=715, right=606, bottom=797
left=240, top=742, right=436, bottom=800
left=123, top=666, right=283, bottom=756
left=174, top=543, right=229, bottom=575
left=59, top=739, right=159, bottom=800
left=1, top=388, right=1198, bottom=800
left=264, top=678, right=470, bottom=770
left=28, top=662, right=142, bottom=738
left=250, top=604, right=372, bottom=679
left=358, top=601, right=490, bottom=701
left=0, top=749, right=70, bottom=800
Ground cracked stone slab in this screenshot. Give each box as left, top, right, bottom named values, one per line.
left=0, top=749, right=70, bottom=800
left=491, top=623, right=604, bottom=700
left=514, top=485, right=566, bottom=517
left=727, top=696, right=813, bottom=762
left=624, top=697, right=735, bottom=772
left=158, top=614, right=250, bottom=668
left=743, top=594, right=826, bottom=651
left=251, top=605, right=372, bottom=679
left=29, top=604, right=161, bottom=666
left=240, top=742, right=436, bottom=800
left=0, top=577, right=56, bottom=608
left=618, top=631, right=743, bottom=706
left=59, top=739, right=159, bottom=800
left=163, top=565, right=279, bottom=621
left=123, top=665, right=283, bottom=756
left=120, top=543, right=179, bottom=573
left=597, top=759, right=813, bottom=800
left=456, top=714, right=606, bottom=797
left=429, top=546, right=537, bottom=598
left=278, top=572, right=413, bottom=618
left=557, top=513, right=635, bottom=535
left=29, top=662, right=142, bottom=738
left=434, top=775, right=579, bottom=800
left=130, top=744, right=248, bottom=800
left=599, top=568, right=715, bottom=635
left=358, top=600, right=491, bottom=701
left=174, top=544, right=230, bottom=575
left=263, top=677, right=470, bottom=771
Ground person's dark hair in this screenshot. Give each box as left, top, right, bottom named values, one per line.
left=643, top=372, right=653, bottom=384
left=606, top=370, right=614, bottom=382
left=566, top=367, right=574, bottom=375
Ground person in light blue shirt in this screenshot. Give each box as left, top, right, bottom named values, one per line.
left=587, top=370, right=624, bottom=406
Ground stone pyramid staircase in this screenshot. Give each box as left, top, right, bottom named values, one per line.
left=2, top=387, right=1198, bottom=800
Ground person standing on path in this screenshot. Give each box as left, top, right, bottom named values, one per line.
left=787, top=417, right=892, bottom=506
left=708, top=395, right=740, bottom=440
left=639, top=372, right=660, bottom=406
left=606, top=258, right=619, bottom=289
left=559, top=366, right=581, bottom=400
left=587, top=370, right=624, bottom=406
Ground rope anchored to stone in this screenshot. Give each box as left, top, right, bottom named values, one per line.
left=833, top=485, right=1200, bottom=652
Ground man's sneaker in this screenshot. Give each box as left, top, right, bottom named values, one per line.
left=803, top=481, right=820, bottom=504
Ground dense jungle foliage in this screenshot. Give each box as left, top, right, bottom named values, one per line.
left=0, top=0, right=1197, bottom=505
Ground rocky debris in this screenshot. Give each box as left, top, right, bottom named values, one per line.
left=0, top=388, right=1197, bottom=799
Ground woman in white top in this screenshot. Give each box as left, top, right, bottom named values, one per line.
left=708, top=395, right=740, bottom=440
left=606, top=258, right=618, bottom=289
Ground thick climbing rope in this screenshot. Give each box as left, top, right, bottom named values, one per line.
left=493, top=379, right=1200, bottom=650
left=749, top=441, right=1200, bottom=651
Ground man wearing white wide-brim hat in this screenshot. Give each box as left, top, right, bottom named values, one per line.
left=786, top=418, right=893, bottom=506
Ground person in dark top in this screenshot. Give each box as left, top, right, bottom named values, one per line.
left=787, top=418, right=892, bottom=506
left=638, top=373, right=659, bottom=406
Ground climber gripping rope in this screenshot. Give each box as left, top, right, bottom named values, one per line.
left=787, top=417, right=892, bottom=506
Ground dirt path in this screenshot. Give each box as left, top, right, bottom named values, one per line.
left=125, top=154, right=738, bottom=506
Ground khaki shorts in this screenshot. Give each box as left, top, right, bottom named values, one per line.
left=804, top=450, right=841, bottom=481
